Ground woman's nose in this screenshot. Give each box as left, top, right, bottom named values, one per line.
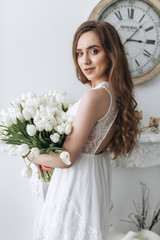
left=83, top=53, right=91, bottom=65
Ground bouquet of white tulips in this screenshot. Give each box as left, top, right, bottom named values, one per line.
left=0, top=90, right=74, bottom=182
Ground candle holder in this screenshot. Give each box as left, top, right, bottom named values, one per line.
left=149, top=117, right=159, bottom=128
left=149, top=117, right=159, bottom=133
left=135, top=110, right=143, bottom=120
left=140, top=117, right=160, bottom=134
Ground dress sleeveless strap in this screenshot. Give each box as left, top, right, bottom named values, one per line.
left=82, top=81, right=118, bottom=155
left=93, top=84, right=118, bottom=154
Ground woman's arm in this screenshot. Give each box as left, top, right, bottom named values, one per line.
left=31, top=88, right=110, bottom=168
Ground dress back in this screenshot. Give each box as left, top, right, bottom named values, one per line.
left=82, top=81, right=118, bottom=154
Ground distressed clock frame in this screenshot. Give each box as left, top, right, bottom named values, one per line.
left=88, top=0, right=160, bottom=85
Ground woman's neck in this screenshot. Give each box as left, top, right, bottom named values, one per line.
left=91, top=80, right=108, bottom=88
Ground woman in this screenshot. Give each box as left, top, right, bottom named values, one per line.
left=32, top=21, right=139, bottom=240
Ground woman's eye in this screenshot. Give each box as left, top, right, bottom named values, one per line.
left=76, top=52, right=83, bottom=56
left=90, top=49, right=98, bottom=54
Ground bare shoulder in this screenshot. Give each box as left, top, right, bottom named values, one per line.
left=79, top=87, right=111, bottom=120
left=81, top=87, right=111, bottom=107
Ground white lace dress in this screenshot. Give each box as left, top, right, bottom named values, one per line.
left=34, top=82, right=118, bottom=240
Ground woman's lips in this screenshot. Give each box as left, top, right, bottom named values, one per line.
left=83, top=68, right=95, bottom=74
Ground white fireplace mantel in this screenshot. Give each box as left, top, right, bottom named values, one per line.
left=111, top=129, right=160, bottom=168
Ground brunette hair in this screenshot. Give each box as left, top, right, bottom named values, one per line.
left=72, top=20, right=140, bottom=159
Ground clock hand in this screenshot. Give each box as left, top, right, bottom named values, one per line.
left=126, top=39, right=144, bottom=43
left=122, top=22, right=146, bottom=45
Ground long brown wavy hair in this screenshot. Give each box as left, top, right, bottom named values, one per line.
left=72, top=21, right=140, bottom=159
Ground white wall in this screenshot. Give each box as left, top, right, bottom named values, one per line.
left=0, top=0, right=160, bottom=239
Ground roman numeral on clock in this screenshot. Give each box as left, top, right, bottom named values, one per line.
left=143, top=50, right=151, bottom=57
left=135, top=59, right=140, bottom=66
left=128, top=8, right=134, bottom=19
left=145, top=26, right=154, bottom=32
left=114, top=10, right=122, bottom=20
left=146, top=39, right=155, bottom=45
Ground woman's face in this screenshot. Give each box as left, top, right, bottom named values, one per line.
left=76, top=31, right=108, bottom=86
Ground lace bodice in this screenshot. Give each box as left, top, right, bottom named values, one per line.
left=82, top=82, right=118, bottom=154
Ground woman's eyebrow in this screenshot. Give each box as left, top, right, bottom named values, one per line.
left=76, top=44, right=101, bottom=51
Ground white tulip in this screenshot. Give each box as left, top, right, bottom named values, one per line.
left=48, top=89, right=53, bottom=96
left=61, top=112, right=67, bottom=121
left=9, top=145, right=18, bottom=156
left=32, top=97, right=42, bottom=108
left=55, top=92, right=62, bottom=103
left=35, top=109, right=41, bottom=117
left=57, top=104, right=62, bottom=111
left=43, top=93, right=48, bottom=100
left=20, top=101, right=26, bottom=109
left=21, top=166, right=32, bottom=178
left=24, top=99, right=30, bottom=107
left=44, top=122, right=52, bottom=132
left=49, top=97, right=56, bottom=105
left=39, top=111, right=46, bottom=118
left=39, top=105, right=45, bottom=111
left=60, top=122, right=65, bottom=127
left=55, top=125, right=65, bottom=134
left=56, top=116, right=63, bottom=124
left=65, top=124, right=72, bottom=135
left=0, top=110, right=13, bottom=127
left=52, top=90, right=58, bottom=97
left=62, top=100, right=69, bottom=109
left=60, top=93, right=66, bottom=103
left=17, top=144, right=30, bottom=157
left=46, top=106, right=53, bottom=115
left=49, top=117, right=57, bottom=127
left=39, top=110, right=47, bottom=118
left=16, top=111, right=24, bottom=121
left=28, top=107, right=36, bottom=118
left=26, top=124, right=37, bottom=136
left=60, top=151, right=71, bottom=165
left=36, top=120, right=45, bottom=131
left=66, top=115, right=74, bottom=123
left=3, top=115, right=13, bottom=127
left=51, top=107, right=58, bottom=114
left=8, top=107, right=17, bottom=124
left=50, top=133, right=60, bottom=143
left=24, top=104, right=36, bottom=117
left=11, top=98, right=21, bottom=108
left=52, top=102, right=59, bottom=108
left=33, top=115, right=41, bottom=125
left=29, top=147, right=40, bottom=160
left=26, top=91, right=36, bottom=99
left=21, top=93, right=27, bottom=101
left=22, top=108, right=32, bottom=121
left=54, top=93, right=59, bottom=102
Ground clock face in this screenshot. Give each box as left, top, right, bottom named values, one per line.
left=97, top=0, right=160, bottom=78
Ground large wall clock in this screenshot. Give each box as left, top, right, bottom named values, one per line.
left=89, top=0, right=160, bottom=84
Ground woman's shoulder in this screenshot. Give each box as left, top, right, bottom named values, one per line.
left=81, top=87, right=111, bottom=105
left=78, top=87, right=111, bottom=121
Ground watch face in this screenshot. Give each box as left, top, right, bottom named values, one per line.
left=98, top=0, right=160, bottom=78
